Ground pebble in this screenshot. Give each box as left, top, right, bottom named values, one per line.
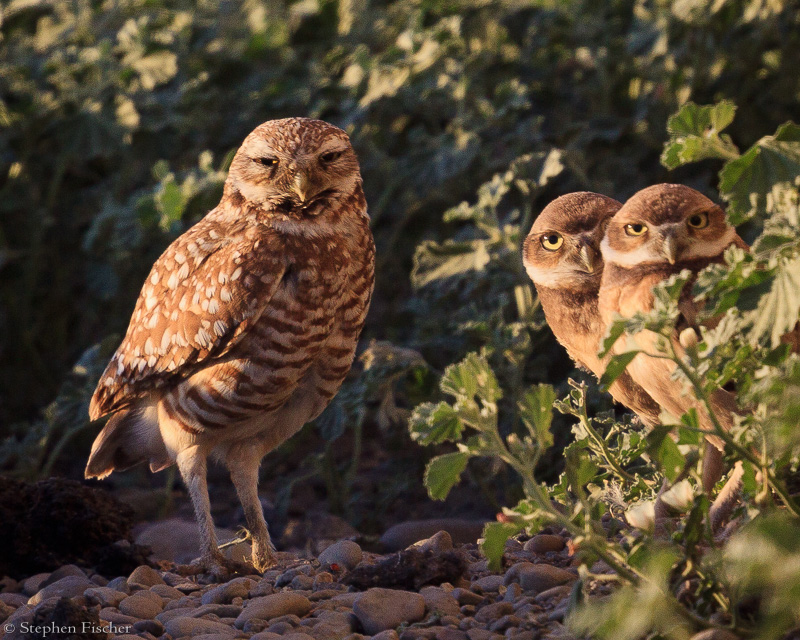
left=39, top=564, right=86, bottom=588
left=523, top=535, right=565, bottom=554
left=85, top=586, right=128, bottom=608
left=28, top=576, right=95, bottom=605
left=411, top=530, right=454, bottom=554
left=371, top=631, right=400, bottom=640
left=515, top=564, right=575, bottom=594
left=0, top=592, right=29, bottom=607
left=353, top=588, right=426, bottom=635
left=165, top=615, right=238, bottom=637
left=235, top=592, right=313, bottom=628
left=118, top=591, right=164, bottom=619
left=319, top=540, right=363, bottom=570
left=22, top=573, right=50, bottom=596
left=420, top=586, right=460, bottom=617
left=202, top=577, right=255, bottom=604
left=472, top=576, right=503, bottom=592
left=128, top=565, right=165, bottom=589
left=474, top=602, right=513, bottom=623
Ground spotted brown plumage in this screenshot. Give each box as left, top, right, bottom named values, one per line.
left=598, top=184, right=747, bottom=506
left=522, top=192, right=662, bottom=429
left=86, top=118, right=375, bottom=578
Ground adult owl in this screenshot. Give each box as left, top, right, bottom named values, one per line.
left=598, top=184, right=747, bottom=494
left=523, top=192, right=662, bottom=428
left=86, top=118, right=375, bottom=578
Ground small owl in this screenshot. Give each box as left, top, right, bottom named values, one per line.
left=86, top=118, right=375, bottom=578
left=523, top=192, right=661, bottom=428
left=598, top=184, right=747, bottom=492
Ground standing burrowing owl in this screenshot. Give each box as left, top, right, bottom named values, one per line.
left=86, top=118, right=375, bottom=578
left=598, top=184, right=747, bottom=494
left=523, top=193, right=662, bottom=428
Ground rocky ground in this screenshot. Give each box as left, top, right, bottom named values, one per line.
left=0, top=523, right=592, bottom=640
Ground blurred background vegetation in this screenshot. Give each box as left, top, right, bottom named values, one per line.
left=2, top=0, right=799, bottom=529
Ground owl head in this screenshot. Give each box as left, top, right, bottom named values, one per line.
left=225, top=117, right=361, bottom=216
left=523, top=192, right=622, bottom=292
left=601, top=184, right=736, bottom=268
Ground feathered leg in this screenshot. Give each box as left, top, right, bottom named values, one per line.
left=227, top=450, right=276, bottom=572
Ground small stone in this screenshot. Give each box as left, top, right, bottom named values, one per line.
left=39, top=565, right=87, bottom=589
left=251, top=633, right=283, bottom=640
left=128, top=565, right=164, bottom=589
left=319, top=540, right=363, bottom=570
left=0, top=593, right=28, bottom=607
left=133, top=619, right=165, bottom=635
left=534, top=585, right=571, bottom=603
left=165, top=615, right=237, bottom=637
left=22, top=573, right=50, bottom=596
left=119, top=591, right=164, bottom=619
left=353, top=588, right=425, bottom=635
left=0, top=577, right=18, bottom=593
left=503, top=583, right=522, bottom=603
left=0, top=601, right=15, bottom=623
left=450, top=589, right=483, bottom=605
left=84, top=587, right=128, bottom=608
left=420, top=586, right=460, bottom=617
left=282, top=633, right=316, bottom=640
left=411, top=531, right=453, bottom=554
left=235, top=592, right=313, bottom=628
left=514, top=564, right=576, bottom=594
left=488, top=614, right=520, bottom=632
left=471, top=576, right=503, bottom=592
left=90, top=574, right=108, bottom=586
left=277, top=564, right=315, bottom=587
left=269, top=621, right=296, bottom=634
left=150, top=583, right=184, bottom=600
left=474, top=602, right=512, bottom=623
left=99, top=607, right=138, bottom=625
left=523, top=535, right=565, bottom=554
left=190, top=603, right=242, bottom=618
left=106, top=576, right=129, bottom=593
left=156, top=606, right=194, bottom=623
left=291, top=574, right=315, bottom=590
left=28, top=576, right=95, bottom=605
left=371, top=631, right=400, bottom=640
left=201, top=577, right=254, bottom=604
left=435, top=629, right=467, bottom=640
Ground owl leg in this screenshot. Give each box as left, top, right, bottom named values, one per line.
left=176, top=446, right=227, bottom=578
left=228, top=453, right=276, bottom=572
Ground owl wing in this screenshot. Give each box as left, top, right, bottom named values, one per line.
left=90, top=216, right=285, bottom=421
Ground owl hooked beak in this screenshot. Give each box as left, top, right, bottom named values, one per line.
left=661, top=232, right=679, bottom=265
left=292, top=171, right=314, bottom=203
left=578, top=244, right=599, bottom=273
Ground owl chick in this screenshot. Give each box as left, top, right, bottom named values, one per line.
left=598, top=183, right=747, bottom=493
left=523, top=192, right=662, bottom=428
left=86, top=118, right=375, bottom=578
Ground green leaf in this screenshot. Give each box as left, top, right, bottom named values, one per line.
left=719, top=122, right=800, bottom=230
left=411, top=240, right=491, bottom=288
left=655, top=434, right=685, bottom=483
left=481, top=521, right=521, bottom=572
left=600, top=319, right=628, bottom=357
left=661, top=101, right=739, bottom=169
left=748, top=252, right=800, bottom=347
left=441, top=352, right=502, bottom=404
left=518, top=384, right=556, bottom=448
left=599, top=351, right=639, bottom=389
left=424, top=451, right=470, bottom=500
left=409, top=402, right=464, bottom=445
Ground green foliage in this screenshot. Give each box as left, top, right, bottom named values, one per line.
left=411, top=103, right=800, bottom=638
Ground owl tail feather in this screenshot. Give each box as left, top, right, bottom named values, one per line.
left=85, top=403, right=171, bottom=479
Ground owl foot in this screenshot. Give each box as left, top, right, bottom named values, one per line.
left=182, top=554, right=258, bottom=583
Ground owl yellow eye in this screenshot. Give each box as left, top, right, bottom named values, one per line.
left=540, top=233, right=563, bottom=251
left=687, top=212, right=709, bottom=229
left=624, top=222, right=647, bottom=236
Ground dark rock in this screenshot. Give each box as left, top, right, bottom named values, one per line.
left=29, top=597, right=107, bottom=640
left=0, top=477, right=143, bottom=578
left=342, top=549, right=466, bottom=591
left=523, top=535, right=565, bottom=554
